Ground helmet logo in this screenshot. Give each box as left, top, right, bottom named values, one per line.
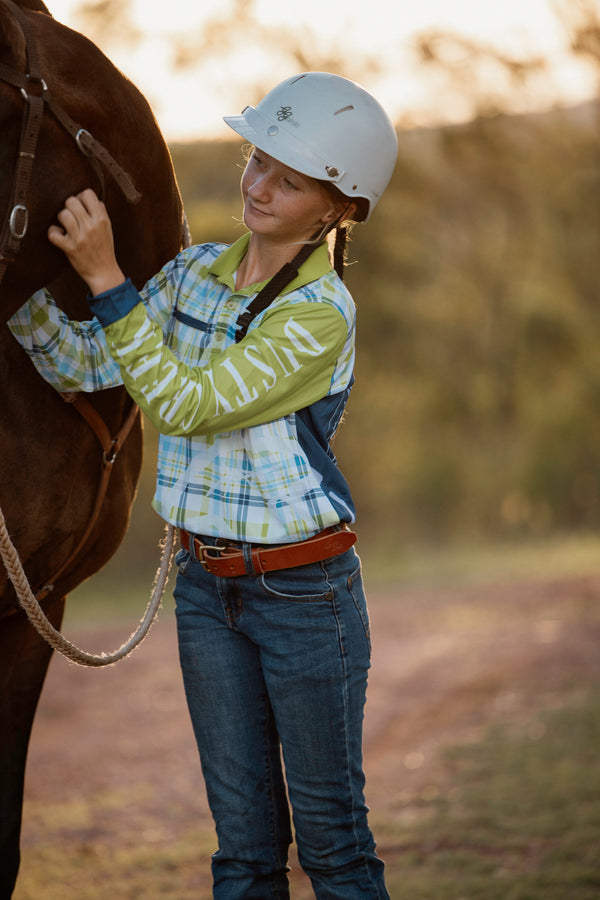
left=276, top=106, right=293, bottom=121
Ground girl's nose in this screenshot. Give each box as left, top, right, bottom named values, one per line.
left=248, top=172, right=272, bottom=200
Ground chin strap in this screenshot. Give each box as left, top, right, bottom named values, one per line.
left=235, top=220, right=348, bottom=344
left=234, top=239, right=315, bottom=343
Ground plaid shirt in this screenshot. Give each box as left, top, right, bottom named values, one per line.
left=9, top=235, right=357, bottom=543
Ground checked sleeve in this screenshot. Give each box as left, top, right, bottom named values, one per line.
left=7, top=288, right=122, bottom=392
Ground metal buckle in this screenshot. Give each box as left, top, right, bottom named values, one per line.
left=195, top=543, right=211, bottom=571
left=76, top=128, right=94, bottom=157
left=9, top=205, right=28, bottom=240
left=20, top=77, right=48, bottom=103
left=195, top=540, right=238, bottom=572
left=102, top=440, right=118, bottom=466
left=190, top=538, right=213, bottom=571
left=27, top=75, right=48, bottom=91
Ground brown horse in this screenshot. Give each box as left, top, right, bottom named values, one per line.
left=0, top=0, right=186, bottom=893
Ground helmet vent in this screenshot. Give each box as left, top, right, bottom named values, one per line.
left=334, top=105, right=354, bottom=116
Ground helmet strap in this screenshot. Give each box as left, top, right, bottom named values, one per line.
left=234, top=233, right=319, bottom=343
left=234, top=205, right=351, bottom=343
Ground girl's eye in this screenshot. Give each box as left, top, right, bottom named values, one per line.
left=284, top=179, right=298, bottom=190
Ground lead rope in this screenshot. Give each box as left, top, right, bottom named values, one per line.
left=0, top=507, right=175, bottom=667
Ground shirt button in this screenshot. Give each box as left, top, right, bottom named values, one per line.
left=226, top=299, right=237, bottom=310
left=215, top=332, right=224, bottom=342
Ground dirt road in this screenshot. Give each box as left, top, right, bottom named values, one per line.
left=18, top=569, right=600, bottom=896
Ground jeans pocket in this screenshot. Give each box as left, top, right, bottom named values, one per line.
left=259, top=561, right=334, bottom=603
left=347, top=564, right=372, bottom=658
left=174, top=547, right=194, bottom=578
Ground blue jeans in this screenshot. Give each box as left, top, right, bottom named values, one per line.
left=173, top=537, right=389, bottom=900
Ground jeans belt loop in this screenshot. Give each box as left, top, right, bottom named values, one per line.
left=242, top=543, right=261, bottom=577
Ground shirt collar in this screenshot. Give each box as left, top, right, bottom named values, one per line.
left=208, top=232, right=332, bottom=295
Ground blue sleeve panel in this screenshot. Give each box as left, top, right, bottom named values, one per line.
left=89, top=279, right=141, bottom=327
left=294, top=377, right=356, bottom=524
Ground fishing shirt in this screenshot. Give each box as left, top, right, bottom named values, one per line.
left=8, top=234, right=357, bottom=543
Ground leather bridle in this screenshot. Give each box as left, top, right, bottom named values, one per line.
left=0, top=0, right=142, bottom=289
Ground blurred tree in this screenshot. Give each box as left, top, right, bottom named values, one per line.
left=70, top=0, right=599, bottom=132
left=74, top=0, right=141, bottom=46
left=553, top=0, right=600, bottom=126
left=412, top=28, right=548, bottom=119
left=554, top=0, right=600, bottom=66
left=73, top=0, right=383, bottom=111
left=168, top=0, right=386, bottom=117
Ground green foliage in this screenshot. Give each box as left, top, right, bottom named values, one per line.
left=169, top=102, right=600, bottom=550
left=170, top=140, right=243, bottom=245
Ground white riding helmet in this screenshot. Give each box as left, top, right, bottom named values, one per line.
left=223, top=72, right=398, bottom=222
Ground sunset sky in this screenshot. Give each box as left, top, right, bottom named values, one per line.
left=48, top=0, right=598, bottom=141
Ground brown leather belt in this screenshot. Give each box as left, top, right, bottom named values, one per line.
left=179, top=524, right=357, bottom=578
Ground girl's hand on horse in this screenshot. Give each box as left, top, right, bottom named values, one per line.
left=48, top=189, right=126, bottom=297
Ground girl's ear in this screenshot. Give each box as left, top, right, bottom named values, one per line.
left=322, top=207, right=338, bottom=224
left=322, top=200, right=358, bottom=226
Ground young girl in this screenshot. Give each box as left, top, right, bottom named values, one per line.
left=9, top=72, right=398, bottom=899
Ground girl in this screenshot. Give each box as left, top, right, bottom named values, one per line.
left=9, top=72, right=398, bottom=899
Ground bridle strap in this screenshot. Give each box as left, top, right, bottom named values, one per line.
left=0, top=88, right=43, bottom=267
left=0, top=0, right=141, bottom=286
left=42, top=92, right=142, bottom=204
left=35, top=394, right=140, bottom=600
left=0, top=0, right=45, bottom=264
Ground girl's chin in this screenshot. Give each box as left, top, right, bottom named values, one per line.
left=244, top=210, right=274, bottom=233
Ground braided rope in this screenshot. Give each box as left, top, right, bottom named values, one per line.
left=0, top=503, right=174, bottom=667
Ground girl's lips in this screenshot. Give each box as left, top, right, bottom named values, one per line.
left=246, top=199, right=271, bottom=218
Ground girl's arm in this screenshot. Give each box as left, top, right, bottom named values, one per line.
left=8, top=189, right=178, bottom=392
left=91, top=280, right=351, bottom=436
left=8, top=288, right=123, bottom=391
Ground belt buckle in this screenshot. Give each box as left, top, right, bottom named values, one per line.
left=191, top=537, right=216, bottom=571
left=195, top=539, right=237, bottom=572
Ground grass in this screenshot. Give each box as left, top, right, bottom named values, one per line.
left=361, top=530, right=600, bottom=591
left=381, top=686, right=600, bottom=899
left=14, top=827, right=216, bottom=899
